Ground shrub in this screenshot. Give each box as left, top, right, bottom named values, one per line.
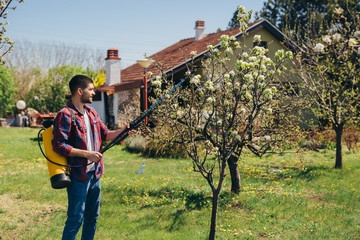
left=343, top=125, right=360, bottom=152
left=300, top=128, right=335, bottom=150
left=143, top=137, right=187, bottom=158
left=124, top=135, right=147, bottom=153
left=124, top=133, right=187, bottom=158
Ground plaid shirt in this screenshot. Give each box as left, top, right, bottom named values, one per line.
left=52, top=101, right=109, bottom=182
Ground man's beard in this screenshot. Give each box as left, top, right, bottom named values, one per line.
left=81, top=95, right=92, bottom=104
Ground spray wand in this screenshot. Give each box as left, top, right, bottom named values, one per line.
left=100, top=77, right=187, bottom=153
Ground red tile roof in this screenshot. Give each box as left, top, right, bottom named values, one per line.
left=99, top=19, right=283, bottom=93
left=116, top=27, right=241, bottom=90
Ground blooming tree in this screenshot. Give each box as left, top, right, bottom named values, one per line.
left=292, top=7, right=360, bottom=169
left=149, top=7, right=302, bottom=240
left=0, top=0, right=24, bottom=63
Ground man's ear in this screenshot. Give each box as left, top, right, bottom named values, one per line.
left=77, top=88, right=83, bottom=96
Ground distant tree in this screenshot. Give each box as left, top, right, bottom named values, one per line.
left=6, top=40, right=105, bottom=71
left=94, top=72, right=106, bottom=87
left=151, top=7, right=301, bottom=239
left=25, top=65, right=102, bottom=113
left=228, top=0, right=360, bottom=41
left=0, top=64, right=16, bottom=117
left=291, top=7, right=360, bottom=169
left=0, top=0, right=24, bottom=63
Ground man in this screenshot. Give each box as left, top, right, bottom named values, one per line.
left=53, top=75, right=135, bottom=240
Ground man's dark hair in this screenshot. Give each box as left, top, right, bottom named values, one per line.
left=69, top=75, right=94, bottom=96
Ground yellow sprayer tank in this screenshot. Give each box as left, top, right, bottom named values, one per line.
left=42, top=126, right=71, bottom=189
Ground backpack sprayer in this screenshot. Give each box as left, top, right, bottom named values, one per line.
left=38, top=77, right=187, bottom=189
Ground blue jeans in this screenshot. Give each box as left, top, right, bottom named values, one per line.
left=62, top=171, right=101, bottom=240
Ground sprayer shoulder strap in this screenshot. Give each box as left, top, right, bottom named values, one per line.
left=65, top=107, right=76, bottom=125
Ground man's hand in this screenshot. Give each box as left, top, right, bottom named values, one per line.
left=127, top=124, right=137, bottom=136
left=106, top=124, right=138, bottom=141
left=68, top=148, right=103, bottom=162
left=87, top=151, right=103, bottom=162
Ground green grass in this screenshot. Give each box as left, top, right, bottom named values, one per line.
left=0, top=127, right=359, bottom=239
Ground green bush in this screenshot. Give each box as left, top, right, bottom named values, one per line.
left=142, top=137, right=187, bottom=158
left=124, top=134, right=188, bottom=158
left=124, top=135, right=147, bottom=153
left=0, top=65, right=16, bottom=117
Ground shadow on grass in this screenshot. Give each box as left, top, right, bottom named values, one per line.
left=169, top=209, right=186, bottom=232
left=245, top=163, right=331, bottom=183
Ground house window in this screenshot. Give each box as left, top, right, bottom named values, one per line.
left=253, top=41, right=268, bottom=48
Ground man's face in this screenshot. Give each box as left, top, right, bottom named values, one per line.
left=80, top=83, right=95, bottom=104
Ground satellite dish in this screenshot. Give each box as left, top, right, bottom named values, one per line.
left=16, top=100, right=26, bottom=110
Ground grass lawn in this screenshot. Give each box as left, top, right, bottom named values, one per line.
left=0, top=127, right=359, bottom=239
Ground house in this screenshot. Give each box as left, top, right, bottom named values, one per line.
left=91, top=19, right=294, bottom=128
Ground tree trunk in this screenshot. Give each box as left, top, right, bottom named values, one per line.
left=334, top=126, right=343, bottom=169
left=209, top=191, right=220, bottom=240
left=227, top=155, right=241, bottom=194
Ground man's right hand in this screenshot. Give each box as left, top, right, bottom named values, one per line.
left=68, top=148, right=103, bottom=162
left=87, top=151, right=103, bottom=162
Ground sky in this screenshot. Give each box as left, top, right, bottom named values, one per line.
left=6, top=0, right=265, bottom=68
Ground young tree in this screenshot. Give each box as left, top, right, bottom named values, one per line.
left=0, top=0, right=24, bottom=63
left=150, top=7, right=301, bottom=239
left=291, top=8, right=360, bottom=169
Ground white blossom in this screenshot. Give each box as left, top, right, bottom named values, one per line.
left=355, top=31, right=360, bottom=38
left=190, top=75, right=201, bottom=85
left=264, top=88, right=272, bottom=96
left=205, top=80, right=214, bottom=90
left=177, top=110, right=183, bottom=117
left=264, top=57, right=273, bottom=66
left=349, top=38, right=357, bottom=46
left=229, top=70, right=235, bottom=76
left=332, top=33, right=341, bottom=41
left=206, top=97, right=215, bottom=103
left=244, top=74, right=253, bottom=82
left=253, top=46, right=266, bottom=55
left=231, top=130, right=238, bottom=136
left=190, top=51, right=197, bottom=56
left=285, top=51, right=293, bottom=59
left=238, top=6, right=245, bottom=13
left=253, top=35, right=262, bottom=43
left=249, top=56, right=257, bottom=62
left=152, top=80, right=162, bottom=88
left=225, top=47, right=233, bottom=54
left=314, top=43, right=325, bottom=53
left=322, top=35, right=332, bottom=45
left=334, top=7, right=344, bottom=15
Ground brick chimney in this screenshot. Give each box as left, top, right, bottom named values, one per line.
left=105, top=47, right=121, bottom=85
left=195, top=20, right=205, bottom=41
